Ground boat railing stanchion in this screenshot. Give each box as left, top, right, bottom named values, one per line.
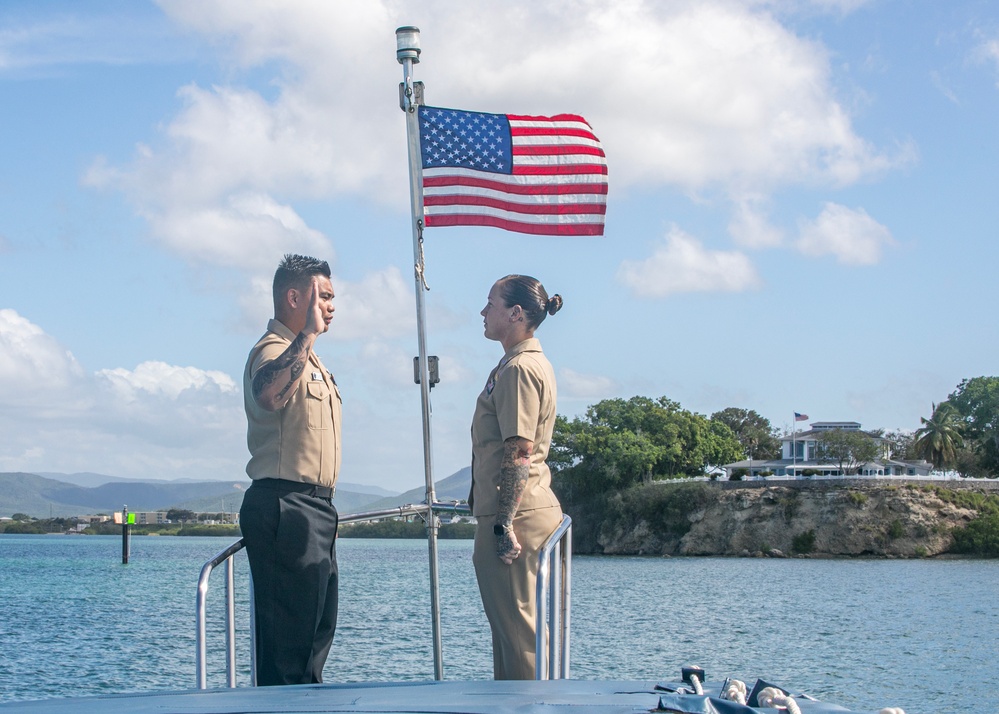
left=535, top=514, right=572, bottom=680
left=225, top=554, right=237, bottom=687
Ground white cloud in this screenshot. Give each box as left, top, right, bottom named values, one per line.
left=0, top=310, right=245, bottom=479
left=331, top=266, right=414, bottom=342
left=559, top=367, right=618, bottom=400
left=95, top=361, right=237, bottom=401
left=87, top=0, right=907, bottom=274
left=617, top=226, right=763, bottom=297
left=973, top=36, right=999, bottom=89
left=0, top=309, right=84, bottom=404
left=796, top=202, right=895, bottom=265
left=416, top=0, right=906, bottom=192
left=148, top=192, right=333, bottom=274
left=729, top=196, right=784, bottom=248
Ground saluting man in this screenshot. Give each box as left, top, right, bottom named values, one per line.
left=239, top=253, right=342, bottom=686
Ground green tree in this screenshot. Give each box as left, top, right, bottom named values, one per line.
left=166, top=508, right=196, bottom=523
left=816, top=429, right=880, bottom=475
left=710, top=407, right=781, bottom=460
left=953, top=443, right=990, bottom=479
left=872, top=429, right=917, bottom=461
left=551, top=396, right=742, bottom=499
left=914, top=402, right=965, bottom=471
left=946, top=376, right=999, bottom=477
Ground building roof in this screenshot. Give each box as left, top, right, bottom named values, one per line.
left=783, top=427, right=882, bottom=441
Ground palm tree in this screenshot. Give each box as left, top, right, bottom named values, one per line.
left=914, top=402, right=965, bottom=470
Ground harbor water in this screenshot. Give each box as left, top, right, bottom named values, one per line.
left=0, top=534, right=995, bottom=713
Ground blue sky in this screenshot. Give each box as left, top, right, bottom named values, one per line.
left=1, top=0, right=996, bottom=492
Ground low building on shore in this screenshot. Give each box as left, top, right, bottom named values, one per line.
left=723, top=420, right=933, bottom=480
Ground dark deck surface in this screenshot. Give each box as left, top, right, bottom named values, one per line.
left=0, top=678, right=867, bottom=713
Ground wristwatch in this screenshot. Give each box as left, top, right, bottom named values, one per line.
left=493, top=522, right=513, bottom=536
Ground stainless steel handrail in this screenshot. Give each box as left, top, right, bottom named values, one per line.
left=535, top=514, right=572, bottom=680
left=194, top=504, right=571, bottom=688
left=195, top=538, right=245, bottom=690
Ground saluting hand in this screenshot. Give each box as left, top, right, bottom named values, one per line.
left=304, top=276, right=326, bottom=336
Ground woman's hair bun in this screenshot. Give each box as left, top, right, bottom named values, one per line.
left=545, top=294, right=563, bottom=316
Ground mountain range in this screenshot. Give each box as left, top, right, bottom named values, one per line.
left=0, top=470, right=471, bottom=520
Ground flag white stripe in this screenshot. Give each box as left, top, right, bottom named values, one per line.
left=511, top=135, right=604, bottom=149
left=512, top=154, right=609, bottom=167
left=508, top=119, right=595, bottom=132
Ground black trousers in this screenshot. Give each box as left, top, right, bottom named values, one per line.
left=240, top=479, right=339, bottom=686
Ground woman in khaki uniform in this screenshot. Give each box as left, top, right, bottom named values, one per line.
left=470, top=274, right=564, bottom=680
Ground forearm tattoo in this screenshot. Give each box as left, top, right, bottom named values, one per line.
left=252, top=331, right=310, bottom=403
left=497, top=437, right=530, bottom=523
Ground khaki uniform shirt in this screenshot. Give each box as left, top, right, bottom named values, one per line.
left=469, top=337, right=560, bottom=517
left=244, top=319, right=342, bottom=488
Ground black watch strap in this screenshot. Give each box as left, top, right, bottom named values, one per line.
left=493, top=522, right=512, bottom=535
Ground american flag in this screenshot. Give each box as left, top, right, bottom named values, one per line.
left=794, top=412, right=809, bottom=422
left=418, top=106, right=607, bottom=236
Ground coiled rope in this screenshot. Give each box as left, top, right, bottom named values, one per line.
left=756, top=686, right=802, bottom=714
left=720, top=678, right=747, bottom=704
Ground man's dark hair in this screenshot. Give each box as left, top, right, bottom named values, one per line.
left=273, top=254, right=331, bottom=307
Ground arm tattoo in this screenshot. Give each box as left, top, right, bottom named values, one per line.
left=252, top=331, right=310, bottom=403
left=496, top=437, right=530, bottom=522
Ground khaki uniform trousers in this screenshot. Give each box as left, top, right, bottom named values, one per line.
left=473, top=505, right=563, bottom=680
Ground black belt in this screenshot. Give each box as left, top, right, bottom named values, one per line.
left=251, top=478, right=335, bottom=499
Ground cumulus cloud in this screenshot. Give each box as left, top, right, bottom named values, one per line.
left=95, top=361, right=237, bottom=401
left=973, top=35, right=999, bottom=89
left=0, top=309, right=245, bottom=479
left=796, top=202, right=895, bottom=265
left=559, top=367, right=618, bottom=400
left=617, top=226, right=763, bottom=297
left=330, top=266, right=414, bottom=342
left=84, top=0, right=907, bottom=275
left=729, top=196, right=784, bottom=248
left=148, top=192, right=333, bottom=274
left=0, top=308, right=85, bottom=405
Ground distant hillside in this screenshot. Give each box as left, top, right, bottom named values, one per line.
left=359, top=467, right=471, bottom=511
left=167, top=488, right=384, bottom=516
left=337, top=481, right=397, bottom=498
left=34, top=472, right=138, bottom=488
left=0, top=472, right=392, bottom=518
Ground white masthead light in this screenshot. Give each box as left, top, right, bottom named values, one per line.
left=396, top=26, right=421, bottom=64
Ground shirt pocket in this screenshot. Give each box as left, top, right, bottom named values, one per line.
left=306, top=381, right=329, bottom=430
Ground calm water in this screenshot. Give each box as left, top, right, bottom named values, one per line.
left=0, top=535, right=995, bottom=713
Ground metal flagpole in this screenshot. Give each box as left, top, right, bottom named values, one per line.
left=396, top=26, right=444, bottom=681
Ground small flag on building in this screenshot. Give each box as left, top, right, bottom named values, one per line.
left=794, top=412, right=809, bottom=421
left=418, top=106, right=608, bottom=236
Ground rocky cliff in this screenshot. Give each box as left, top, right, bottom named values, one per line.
left=592, top=481, right=992, bottom=557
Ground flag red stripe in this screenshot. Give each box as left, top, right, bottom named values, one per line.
left=423, top=175, right=608, bottom=195
left=511, top=127, right=599, bottom=141
left=418, top=106, right=606, bottom=237
left=511, top=164, right=609, bottom=176
left=424, top=194, right=607, bottom=216
left=506, top=113, right=589, bottom=123
left=425, top=213, right=604, bottom=236
left=512, top=144, right=606, bottom=157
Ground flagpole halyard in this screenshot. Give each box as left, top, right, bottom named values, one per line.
left=397, top=25, right=445, bottom=681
